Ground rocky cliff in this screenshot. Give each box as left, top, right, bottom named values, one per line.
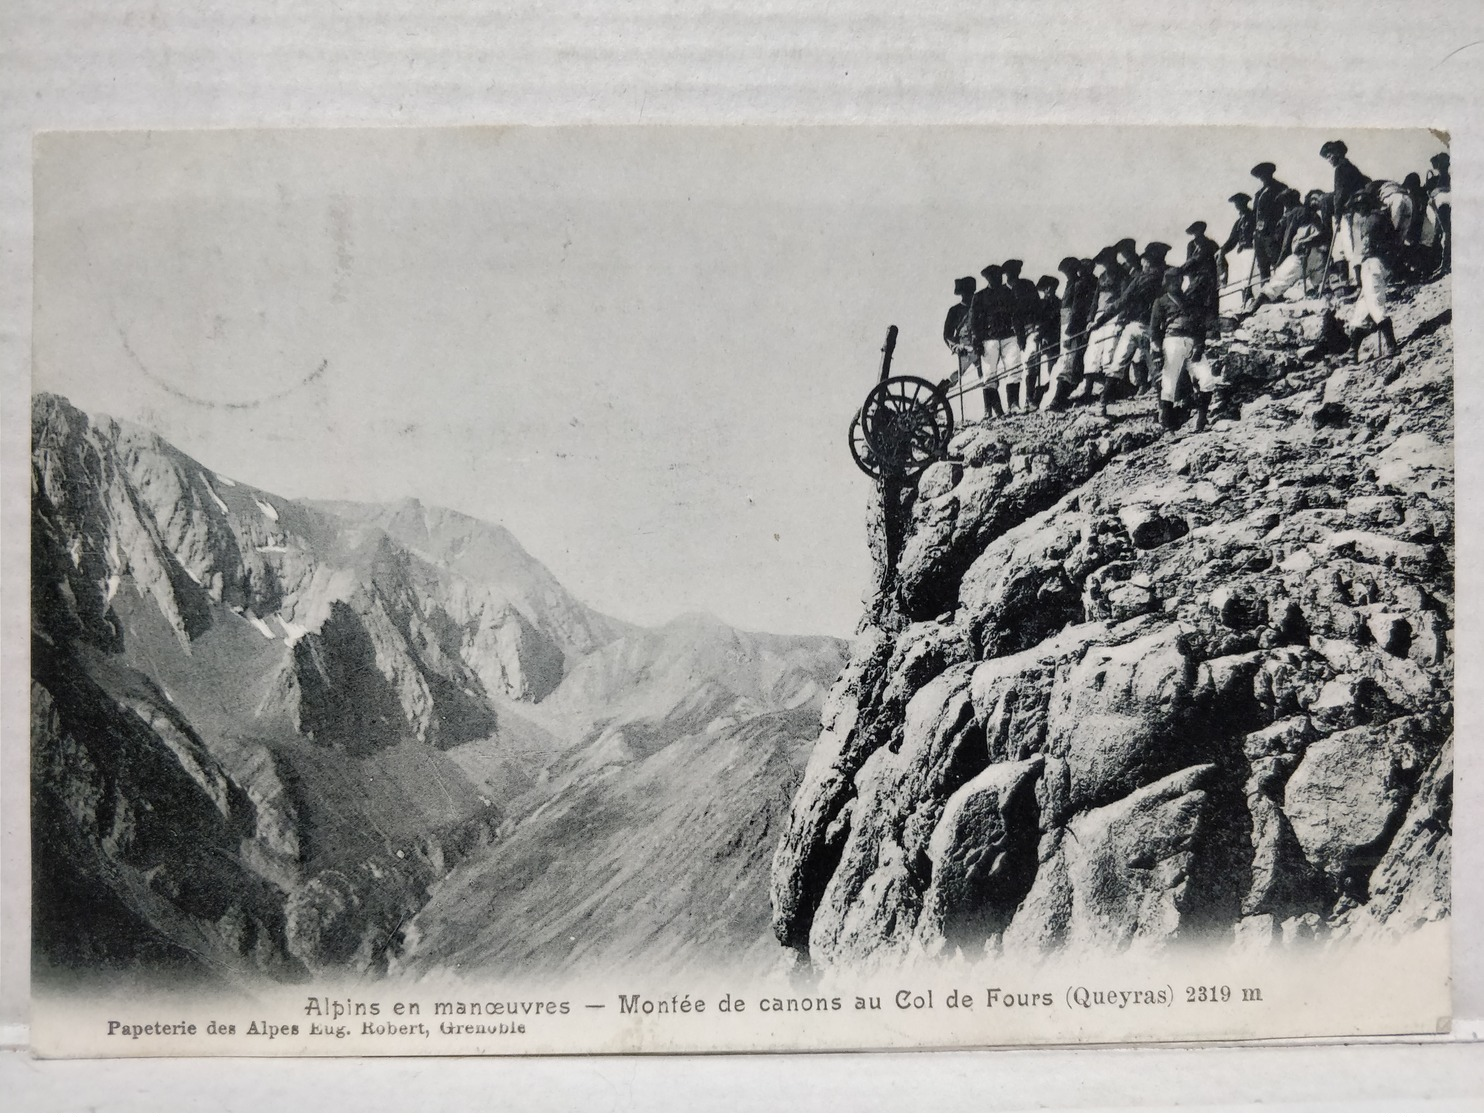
left=772, top=279, right=1453, bottom=967
left=31, top=395, right=844, bottom=983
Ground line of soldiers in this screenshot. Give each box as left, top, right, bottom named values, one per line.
left=942, top=142, right=1452, bottom=436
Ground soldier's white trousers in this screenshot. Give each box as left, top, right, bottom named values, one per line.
left=1160, top=336, right=1218, bottom=403
left=1350, top=257, right=1390, bottom=327
left=980, top=336, right=1023, bottom=386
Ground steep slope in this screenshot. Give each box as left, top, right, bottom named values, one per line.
left=772, top=280, right=1453, bottom=967
left=395, top=613, right=846, bottom=977
left=397, top=705, right=829, bottom=980
left=31, top=396, right=520, bottom=980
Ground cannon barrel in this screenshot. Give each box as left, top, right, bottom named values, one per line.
left=878, top=325, right=898, bottom=383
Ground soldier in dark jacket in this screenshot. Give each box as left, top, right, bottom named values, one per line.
left=969, top=264, right=1015, bottom=417
left=1084, top=246, right=1125, bottom=389
left=1150, top=267, right=1218, bottom=433
left=1183, top=220, right=1221, bottom=322
left=1000, top=259, right=1040, bottom=409
left=1112, top=239, right=1139, bottom=296
left=1250, top=162, right=1292, bottom=282
left=1246, top=191, right=1325, bottom=312
left=1219, top=193, right=1257, bottom=311
left=942, top=276, right=979, bottom=390
left=1220, top=194, right=1255, bottom=253
left=1090, top=242, right=1168, bottom=414
left=1344, top=191, right=1399, bottom=359
left=1426, top=152, right=1450, bottom=276
left=1020, top=274, right=1061, bottom=410
left=1001, top=260, right=1038, bottom=335
left=1042, top=256, right=1094, bottom=412
left=1322, top=140, right=1370, bottom=216
left=1401, top=173, right=1428, bottom=244
left=1321, top=140, right=1371, bottom=285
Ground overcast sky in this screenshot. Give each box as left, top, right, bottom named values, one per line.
left=34, top=126, right=1441, bottom=636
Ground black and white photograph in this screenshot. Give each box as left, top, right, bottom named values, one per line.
left=26, top=125, right=1454, bottom=1055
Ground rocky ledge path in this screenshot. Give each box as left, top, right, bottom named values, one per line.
left=772, top=278, right=1453, bottom=968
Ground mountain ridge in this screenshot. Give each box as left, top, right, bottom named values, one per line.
left=31, top=392, right=846, bottom=983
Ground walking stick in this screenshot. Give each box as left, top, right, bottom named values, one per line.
left=1314, top=223, right=1342, bottom=301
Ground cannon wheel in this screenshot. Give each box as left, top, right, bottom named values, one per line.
left=860, top=375, right=954, bottom=478
left=848, top=410, right=887, bottom=480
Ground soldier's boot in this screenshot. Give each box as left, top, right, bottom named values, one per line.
left=1158, top=400, right=1176, bottom=432
left=1243, top=292, right=1270, bottom=316
left=1038, top=378, right=1059, bottom=412
left=1022, top=376, right=1039, bottom=411
left=1348, top=322, right=1374, bottom=362
left=1004, top=382, right=1021, bottom=412
left=982, top=387, right=1004, bottom=418
left=1193, top=391, right=1212, bottom=433
left=1087, top=375, right=1108, bottom=417
left=1040, top=378, right=1069, bottom=412
left=1378, top=317, right=1398, bottom=357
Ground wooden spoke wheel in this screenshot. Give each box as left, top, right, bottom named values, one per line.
left=859, top=376, right=954, bottom=479
left=848, top=410, right=887, bottom=480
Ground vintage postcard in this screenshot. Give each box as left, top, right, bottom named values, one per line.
left=28, top=126, right=1453, bottom=1056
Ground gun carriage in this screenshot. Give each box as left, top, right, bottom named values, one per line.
left=848, top=325, right=955, bottom=481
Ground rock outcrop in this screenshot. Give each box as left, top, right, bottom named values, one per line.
left=773, top=280, right=1453, bottom=967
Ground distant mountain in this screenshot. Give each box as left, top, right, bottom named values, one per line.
left=30, top=393, right=847, bottom=984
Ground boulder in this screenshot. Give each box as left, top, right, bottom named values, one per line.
left=1001, top=833, right=1074, bottom=955
left=1005, top=765, right=1220, bottom=954
left=880, top=621, right=973, bottom=708
left=1044, top=624, right=1205, bottom=811
left=1083, top=562, right=1158, bottom=623
left=958, top=506, right=1087, bottom=658
left=1337, top=740, right=1451, bottom=937
left=1243, top=796, right=1327, bottom=918
left=919, top=757, right=1044, bottom=952
left=1374, top=433, right=1450, bottom=497
left=1210, top=585, right=1267, bottom=630
left=916, top=460, right=962, bottom=501
left=805, top=666, right=986, bottom=964
left=1304, top=673, right=1400, bottom=733
left=1322, top=529, right=1438, bottom=576
left=1241, top=715, right=1317, bottom=761
left=807, top=825, right=920, bottom=966
left=1119, top=504, right=1189, bottom=550
left=1365, top=612, right=1412, bottom=657
left=1409, top=612, right=1448, bottom=667
left=1283, top=718, right=1435, bottom=893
